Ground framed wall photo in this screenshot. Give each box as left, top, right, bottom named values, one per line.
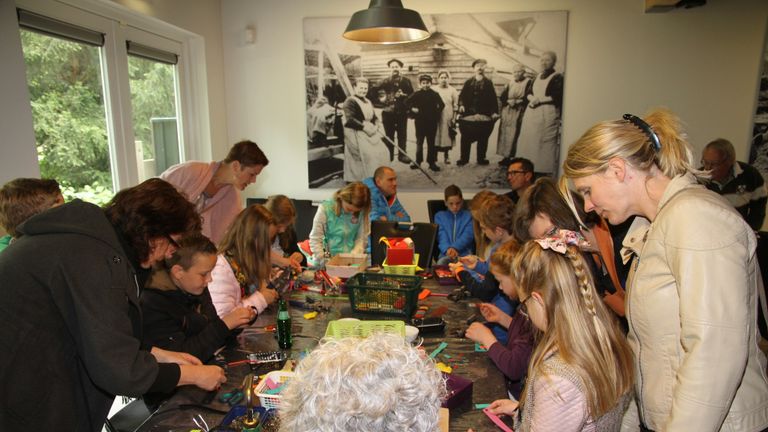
left=750, top=25, right=768, bottom=180
left=749, top=23, right=768, bottom=231
left=304, top=11, right=569, bottom=189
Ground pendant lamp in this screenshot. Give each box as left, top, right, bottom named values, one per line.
left=343, top=0, right=430, bottom=44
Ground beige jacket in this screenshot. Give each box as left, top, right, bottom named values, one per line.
left=622, top=173, right=768, bottom=432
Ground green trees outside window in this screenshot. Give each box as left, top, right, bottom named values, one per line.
left=20, top=29, right=113, bottom=205
left=20, top=29, right=181, bottom=204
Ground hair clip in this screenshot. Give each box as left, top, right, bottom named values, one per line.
left=535, top=229, right=589, bottom=254
left=623, top=113, right=661, bottom=152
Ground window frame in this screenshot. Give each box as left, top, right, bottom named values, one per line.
left=15, top=0, right=210, bottom=190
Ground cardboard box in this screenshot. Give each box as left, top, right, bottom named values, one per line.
left=324, top=253, right=366, bottom=279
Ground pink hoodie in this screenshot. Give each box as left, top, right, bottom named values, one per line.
left=160, top=161, right=242, bottom=244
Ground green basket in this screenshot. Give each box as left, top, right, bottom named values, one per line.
left=324, top=319, right=405, bottom=339
left=345, top=273, right=422, bottom=317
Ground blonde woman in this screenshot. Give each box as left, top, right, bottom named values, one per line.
left=208, top=205, right=278, bottom=318
left=477, top=236, right=633, bottom=432
left=308, top=182, right=371, bottom=265
left=560, top=109, right=768, bottom=431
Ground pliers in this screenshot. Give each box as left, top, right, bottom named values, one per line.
left=218, top=388, right=244, bottom=406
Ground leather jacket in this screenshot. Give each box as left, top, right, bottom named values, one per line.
left=621, top=173, right=768, bottom=431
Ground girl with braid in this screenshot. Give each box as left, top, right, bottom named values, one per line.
left=473, top=233, right=633, bottom=432
left=561, top=109, right=768, bottom=432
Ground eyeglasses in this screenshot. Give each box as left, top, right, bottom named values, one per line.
left=518, top=295, right=534, bottom=320
left=701, top=158, right=728, bottom=169
left=165, top=234, right=180, bottom=249
left=507, top=170, right=528, bottom=176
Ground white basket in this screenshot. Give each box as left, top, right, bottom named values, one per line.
left=254, top=370, right=294, bottom=409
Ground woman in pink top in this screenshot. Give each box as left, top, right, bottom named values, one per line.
left=208, top=205, right=278, bottom=318
left=474, top=233, right=633, bottom=432
left=160, top=140, right=269, bottom=244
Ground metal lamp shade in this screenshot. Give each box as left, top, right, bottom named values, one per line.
left=343, top=0, right=430, bottom=44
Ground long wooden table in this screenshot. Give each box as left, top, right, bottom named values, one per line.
left=131, top=277, right=511, bottom=432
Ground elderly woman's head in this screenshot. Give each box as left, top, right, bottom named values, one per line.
left=279, top=334, right=446, bottom=432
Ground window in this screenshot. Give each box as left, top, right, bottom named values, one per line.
left=14, top=0, right=208, bottom=203
left=19, top=13, right=114, bottom=204
left=127, top=42, right=181, bottom=182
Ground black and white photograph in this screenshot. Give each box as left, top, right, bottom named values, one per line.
left=304, top=11, right=568, bottom=189
left=750, top=26, right=768, bottom=180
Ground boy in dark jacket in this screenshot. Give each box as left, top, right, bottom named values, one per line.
left=406, top=74, right=445, bottom=172
left=141, top=233, right=255, bottom=362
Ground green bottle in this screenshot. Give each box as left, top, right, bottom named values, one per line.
left=277, top=299, right=292, bottom=349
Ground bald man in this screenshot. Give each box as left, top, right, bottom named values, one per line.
left=362, top=166, right=411, bottom=222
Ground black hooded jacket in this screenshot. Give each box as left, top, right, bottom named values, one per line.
left=141, top=269, right=231, bottom=362
left=0, top=200, right=179, bottom=431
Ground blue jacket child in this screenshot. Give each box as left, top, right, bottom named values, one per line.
left=435, top=185, right=474, bottom=265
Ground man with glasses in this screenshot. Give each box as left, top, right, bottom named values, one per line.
left=504, top=157, right=534, bottom=204
left=701, top=138, right=767, bottom=231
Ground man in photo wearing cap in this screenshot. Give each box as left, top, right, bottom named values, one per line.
left=457, top=58, right=499, bottom=166
left=405, top=74, right=445, bottom=172
left=379, top=59, right=414, bottom=163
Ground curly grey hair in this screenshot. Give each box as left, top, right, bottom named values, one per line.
left=278, top=334, right=447, bottom=431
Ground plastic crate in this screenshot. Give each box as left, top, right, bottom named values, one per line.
left=254, top=370, right=294, bottom=410
left=324, top=319, right=405, bottom=338
left=433, top=265, right=459, bottom=285
left=382, top=253, right=422, bottom=275
left=345, top=273, right=422, bottom=317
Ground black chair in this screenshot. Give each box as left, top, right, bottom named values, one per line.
left=426, top=199, right=471, bottom=261
left=427, top=200, right=447, bottom=223
left=246, top=197, right=317, bottom=241
left=371, top=221, right=437, bottom=269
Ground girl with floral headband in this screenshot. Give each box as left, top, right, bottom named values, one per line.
left=473, top=234, right=633, bottom=432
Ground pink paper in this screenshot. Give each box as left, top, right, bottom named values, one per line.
left=483, top=407, right=514, bottom=432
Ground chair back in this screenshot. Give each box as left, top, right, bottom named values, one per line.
left=426, top=200, right=447, bottom=223
left=371, top=221, right=437, bottom=269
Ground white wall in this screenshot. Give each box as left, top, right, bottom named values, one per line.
left=0, top=0, right=40, bottom=183
left=221, top=0, right=768, bottom=223
left=109, top=0, right=227, bottom=161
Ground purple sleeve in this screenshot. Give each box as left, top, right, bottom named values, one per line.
left=486, top=313, right=535, bottom=381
